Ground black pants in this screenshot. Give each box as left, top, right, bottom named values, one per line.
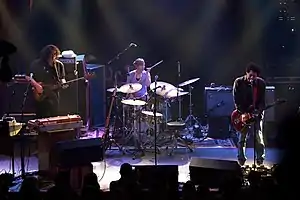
left=36, top=98, right=59, bottom=119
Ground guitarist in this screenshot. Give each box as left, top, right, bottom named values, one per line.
left=233, top=62, right=266, bottom=166
left=27, top=44, right=67, bottom=118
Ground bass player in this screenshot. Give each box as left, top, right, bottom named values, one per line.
left=27, top=44, right=67, bottom=118
left=233, top=62, right=266, bottom=166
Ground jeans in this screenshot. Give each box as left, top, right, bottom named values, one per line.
left=237, top=115, right=265, bottom=162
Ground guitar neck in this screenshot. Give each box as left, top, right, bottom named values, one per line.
left=65, top=77, right=86, bottom=84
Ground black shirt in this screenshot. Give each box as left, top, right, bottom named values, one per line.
left=233, top=75, right=266, bottom=113
left=29, top=59, right=65, bottom=118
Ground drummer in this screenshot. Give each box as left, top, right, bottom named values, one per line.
left=126, top=58, right=151, bottom=101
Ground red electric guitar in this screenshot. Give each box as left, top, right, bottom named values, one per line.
left=231, top=99, right=286, bottom=134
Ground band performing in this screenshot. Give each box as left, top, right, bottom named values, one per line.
left=1, top=44, right=286, bottom=176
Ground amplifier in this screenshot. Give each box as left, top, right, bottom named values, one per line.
left=204, top=86, right=275, bottom=122
left=204, top=87, right=234, bottom=117
left=58, top=57, right=88, bottom=124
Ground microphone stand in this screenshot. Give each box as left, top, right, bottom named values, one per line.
left=154, top=75, right=158, bottom=165
left=106, top=44, right=135, bottom=66
left=177, top=61, right=182, bottom=121
left=19, top=76, right=32, bottom=179
left=4, top=83, right=16, bottom=177
left=251, top=81, right=257, bottom=169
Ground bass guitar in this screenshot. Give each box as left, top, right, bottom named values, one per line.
left=21, top=73, right=95, bottom=101
left=231, top=99, right=286, bottom=134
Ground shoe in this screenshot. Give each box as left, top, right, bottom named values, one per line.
left=238, top=159, right=246, bottom=166
left=256, top=159, right=264, bottom=166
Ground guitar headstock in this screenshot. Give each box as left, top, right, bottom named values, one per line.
left=84, top=72, right=96, bottom=79
left=13, top=74, right=31, bottom=83
left=276, top=98, right=287, bottom=105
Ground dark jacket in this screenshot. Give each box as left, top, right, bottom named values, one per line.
left=233, top=76, right=266, bottom=113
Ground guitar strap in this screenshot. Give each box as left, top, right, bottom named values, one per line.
left=253, top=84, right=258, bottom=107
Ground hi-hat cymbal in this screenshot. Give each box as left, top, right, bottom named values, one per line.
left=150, top=81, right=178, bottom=96
left=178, top=77, right=200, bottom=87
left=107, top=88, right=119, bottom=93
left=119, top=83, right=142, bottom=94
left=165, top=90, right=189, bottom=99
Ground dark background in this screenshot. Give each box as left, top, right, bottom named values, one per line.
left=1, top=0, right=300, bottom=123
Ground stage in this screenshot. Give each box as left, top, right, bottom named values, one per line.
left=0, top=135, right=282, bottom=191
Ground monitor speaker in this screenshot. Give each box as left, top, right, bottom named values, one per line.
left=189, top=157, right=242, bottom=188
left=52, top=137, right=104, bottom=168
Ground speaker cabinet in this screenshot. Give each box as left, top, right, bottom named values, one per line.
left=86, top=64, right=106, bottom=127
left=208, top=117, right=230, bottom=139
left=204, top=87, right=234, bottom=117
left=133, top=165, right=178, bottom=192
left=204, top=86, right=275, bottom=122
left=53, top=137, right=104, bottom=168
left=189, top=157, right=242, bottom=188
left=58, top=57, right=88, bottom=124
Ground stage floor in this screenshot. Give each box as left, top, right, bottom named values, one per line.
left=0, top=145, right=281, bottom=191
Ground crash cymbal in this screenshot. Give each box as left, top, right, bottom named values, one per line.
left=119, top=83, right=142, bottom=94
left=178, top=77, right=200, bottom=87
left=121, top=99, right=147, bottom=106
left=150, top=81, right=178, bottom=96
left=165, top=90, right=189, bottom=99
left=107, top=88, right=119, bottom=93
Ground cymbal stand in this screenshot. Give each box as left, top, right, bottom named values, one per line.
left=153, top=75, right=159, bottom=165
left=185, top=85, right=203, bottom=132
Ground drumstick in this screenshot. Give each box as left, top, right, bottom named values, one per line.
left=146, top=60, right=163, bottom=71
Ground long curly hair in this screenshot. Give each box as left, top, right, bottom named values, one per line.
left=39, top=44, right=60, bottom=62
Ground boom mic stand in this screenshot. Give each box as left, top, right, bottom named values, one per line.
left=106, top=43, right=136, bottom=66
left=19, top=73, right=33, bottom=179
left=102, top=43, right=136, bottom=154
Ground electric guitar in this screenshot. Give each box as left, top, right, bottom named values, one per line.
left=23, top=73, right=95, bottom=101
left=231, top=99, right=286, bottom=134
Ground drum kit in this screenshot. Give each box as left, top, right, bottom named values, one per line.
left=106, top=77, right=202, bottom=156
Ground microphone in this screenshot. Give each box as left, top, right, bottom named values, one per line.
left=130, top=43, right=138, bottom=47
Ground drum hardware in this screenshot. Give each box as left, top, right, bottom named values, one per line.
left=121, top=105, right=145, bottom=159
left=140, top=110, right=164, bottom=153
left=165, top=121, right=194, bottom=156
left=178, top=77, right=205, bottom=135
